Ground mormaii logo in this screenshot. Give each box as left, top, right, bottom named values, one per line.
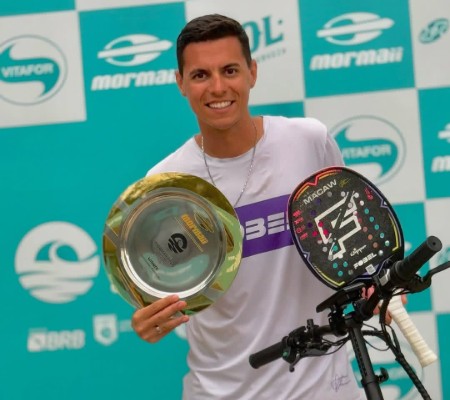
left=15, top=222, right=99, bottom=303
left=318, top=12, right=394, bottom=45
left=0, top=35, right=67, bottom=105
left=91, top=33, right=175, bottom=91
left=98, top=34, right=172, bottom=67
left=331, top=116, right=405, bottom=185
left=311, top=13, right=402, bottom=71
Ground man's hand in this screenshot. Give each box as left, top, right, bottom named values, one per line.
left=131, top=295, right=189, bottom=343
left=362, top=286, right=407, bottom=324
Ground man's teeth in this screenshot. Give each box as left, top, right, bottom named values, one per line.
left=209, top=101, right=231, bottom=109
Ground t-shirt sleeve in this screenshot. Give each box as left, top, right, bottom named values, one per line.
left=324, top=132, right=345, bottom=167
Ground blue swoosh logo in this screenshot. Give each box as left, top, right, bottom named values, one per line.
left=0, top=44, right=60, bottom=95
left=335, top=124, right=398, bottom=176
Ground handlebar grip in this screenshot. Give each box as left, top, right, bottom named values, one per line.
left=249, top=340, right=285, bottom=369
left=387, top=296, right=437, bottom=367
left=391, top=236, right=442, bottom=285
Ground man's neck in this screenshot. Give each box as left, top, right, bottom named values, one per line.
left=197, top=116, right=262, bottom=158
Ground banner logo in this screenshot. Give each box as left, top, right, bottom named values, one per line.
left=93, top=314, right=118, bottom=346
left=431, top=123, right=450, bottom=173
left=318, top=12, right=394, bottom=45
left=98, top=34, right=172, bottom=67
left=27, top=328, right=85, bottom=352
left=91, top=33, right=175, bottom=91
left=15, top=222, right=99, bottom=303
left=419, top=18, right=449, bottom=44
left=243, top=15, right=286, bottom=64
left=331, top=116, right=405, bottom=185
left=0, top=35, right=67, bottom=105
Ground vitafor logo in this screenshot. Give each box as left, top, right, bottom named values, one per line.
left=15, top=222, right=99, bottom=303
left=431, top=123, right=450, bottom=172
left=27, top=328, right=85, bottom=352
left=93, top=314, right=118, bottom=346
left=91, top=34, right=175, bottom=91
left=331, top=116, right=405, bottom=185
left=311, top=13, right=402, bottom=70
left=0, top=35, right=67, bottom=105
left=243, top=15, right=286, bottom=64
left=419, top=18, right=449, bottom=44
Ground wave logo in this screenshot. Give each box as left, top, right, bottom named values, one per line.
left=419, top=18, right=449, bottom=44
left=331, top=116, right=405, bottom=185
left=98, top=34, right=172, bottom=67
left=15, top=222, right=99, bottom=303
left=0, top=35, right=67, bottom=105
left=318, top=13, right=394, bottom=46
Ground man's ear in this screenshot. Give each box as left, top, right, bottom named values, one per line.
left=175, top=71, right=186, bottom=96
left=250, top=60, right=257, bottom=88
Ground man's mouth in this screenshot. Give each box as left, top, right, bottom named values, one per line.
left=207, top=101, right=233, bottom=109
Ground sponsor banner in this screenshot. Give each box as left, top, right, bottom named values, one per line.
left=185, top=0, right=305, bottom=105
left=76, top=0, right=180, bottom=12
left=0, top=0, right=74, bottom=17
left=304, top=89, right=425, bottom=204
left=410, top=0, right=450, bottom=89
left=418, top=87, right=450, bottom=199
left=79, top=3, right=184, bottom=112
left=299, top=0, right=414, bottom=97
left=0, top=11, right=86, bottom=128
left=424, top=198, right=450, bottom=314
left=349, top=312, right=441, bottom=400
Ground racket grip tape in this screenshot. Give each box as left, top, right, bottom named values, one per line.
left=387, top=295, right=437, bottom=367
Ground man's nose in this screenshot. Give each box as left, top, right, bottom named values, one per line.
left=209, top=74, right=226, bottom=95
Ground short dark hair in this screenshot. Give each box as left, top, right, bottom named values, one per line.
left=176, top=14, right=252, bottom=75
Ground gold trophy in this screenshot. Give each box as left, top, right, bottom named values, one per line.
left=102, top=173, right=243, bottom=314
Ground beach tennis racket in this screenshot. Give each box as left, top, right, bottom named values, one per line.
left=288, top=166, right=436, bottom=367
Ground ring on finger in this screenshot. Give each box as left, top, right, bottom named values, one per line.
left=155, top=325, right=162, bottom=334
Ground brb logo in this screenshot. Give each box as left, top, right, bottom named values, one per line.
left=15, top=222, right=99, bottom=303
left=331, top=116, right=405, bottom=185
left=0, top=35, right=66, bottom=105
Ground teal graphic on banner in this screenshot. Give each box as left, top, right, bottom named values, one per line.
left=0, top=35, right=66, bottom=105
left=0, top=0, right=74, bottom=16
left=80, top=4, right=182, bottom=93
left=393, top=203, right=431, bottom=312
left=419, top=87, right=450, bottom=198
left=419, top=18, right=449, bottom=44
left=330, top=116, right=406, bottom=185
left=299, top=0, right=414, bottom=96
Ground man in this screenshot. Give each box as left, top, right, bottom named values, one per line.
left=132, top=14, right=364, bottom=399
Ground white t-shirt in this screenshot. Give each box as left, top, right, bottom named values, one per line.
left=147, top=116, right=365, bottom=400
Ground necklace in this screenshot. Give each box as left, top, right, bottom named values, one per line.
left=201, top=119, right=258, bottom=207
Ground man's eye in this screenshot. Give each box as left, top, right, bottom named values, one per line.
left=225, top=68, right=237, bottom=75
left=193, top=72, right=206, bottom=80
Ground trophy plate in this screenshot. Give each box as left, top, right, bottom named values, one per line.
left=102, top=173, right=243, bottom=314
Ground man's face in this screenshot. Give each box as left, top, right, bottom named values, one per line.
left=176, top=36, right=257, bottom=132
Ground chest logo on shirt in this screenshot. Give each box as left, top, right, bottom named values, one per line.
left=236, top=194, right=293, bottom=258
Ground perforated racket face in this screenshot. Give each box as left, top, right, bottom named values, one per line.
left=288, top=167, right=404, bottom=290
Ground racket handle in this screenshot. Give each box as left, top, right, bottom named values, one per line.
left=387, top=295, right=437, bottom=367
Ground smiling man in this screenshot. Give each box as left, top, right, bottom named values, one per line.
left=131, top=14, right=364, bottom=400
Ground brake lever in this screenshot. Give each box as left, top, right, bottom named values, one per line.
left=406, top=261, right=450, bottom=293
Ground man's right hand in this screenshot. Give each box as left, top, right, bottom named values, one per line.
left=131, top=295, right=189, bottom=343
